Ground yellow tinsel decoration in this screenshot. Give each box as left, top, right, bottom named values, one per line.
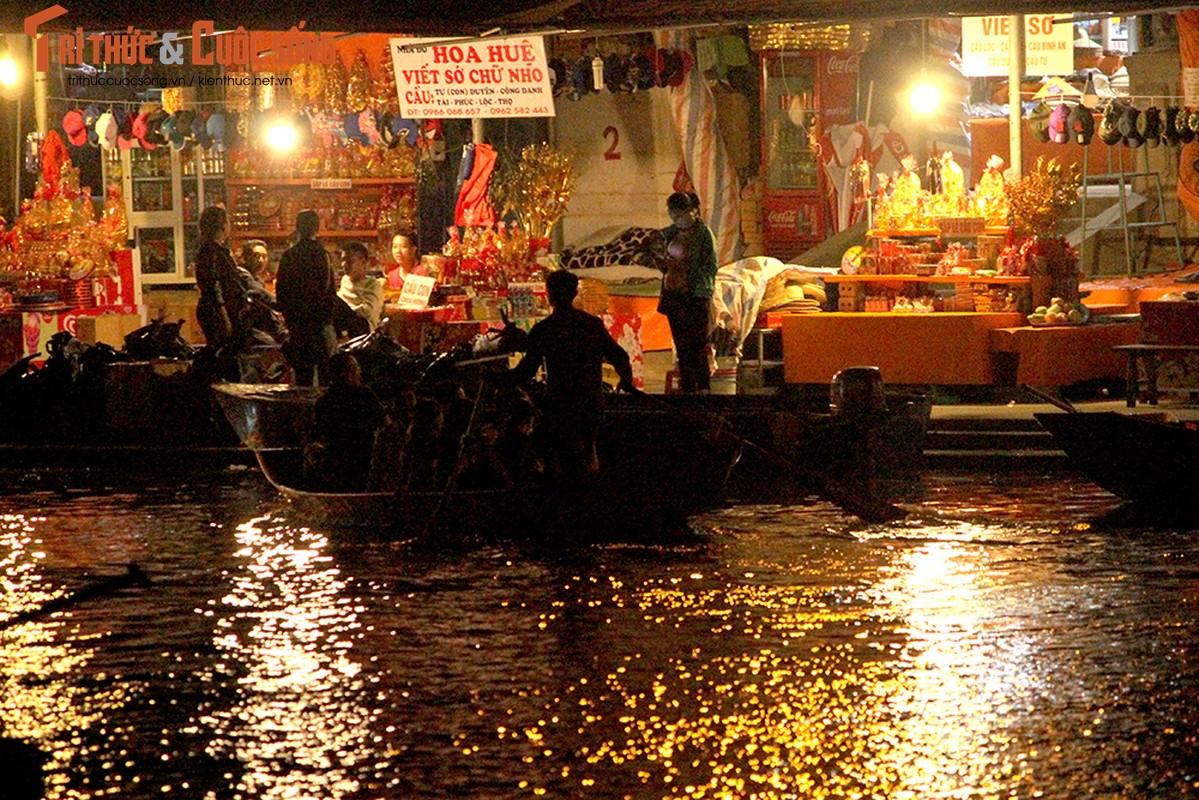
left=346, top=49, right=372, bottom=113
left=491, top=144, right=578, bottom=242
left=1005, top=157, right=1081, bottom=240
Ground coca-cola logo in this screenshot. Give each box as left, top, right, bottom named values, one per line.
left=767, top=209, right=798, bottom=224
left=826, top=54, right=860, bottom=75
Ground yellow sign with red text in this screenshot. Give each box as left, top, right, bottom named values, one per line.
left=961, top=16, right=1073, bottom=77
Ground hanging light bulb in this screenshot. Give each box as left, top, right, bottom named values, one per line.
left=910, top=73, right=941, bottom=115
left=0, top=54, right=17, bottom=86
left=592, top=54, right=605, bottom=92
left=265, top=118, right=298, bottom=152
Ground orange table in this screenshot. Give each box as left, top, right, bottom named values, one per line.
left=989, top=323, right=1140, bottom=386
left=781, top=312, right=1024, bottom=385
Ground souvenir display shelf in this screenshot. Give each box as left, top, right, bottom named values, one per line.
left=226, top=175, right=416, bottom=259
left=833, top=226, right=1029, bottom=313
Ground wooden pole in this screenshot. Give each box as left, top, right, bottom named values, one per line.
left=1008, top=14, right=1024, bottom=178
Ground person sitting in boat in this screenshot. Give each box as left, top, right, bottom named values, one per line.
left=306, top=352, right=388, bottom=491
left=496, top=390, right=543, bottom=486
left=367, top=388, right=416, bottom=493
left=402, top=397, right=444, bottom=490
left=501, top=269, right=639, bottom=479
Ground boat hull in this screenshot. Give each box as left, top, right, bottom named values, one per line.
left=1035, top=411, right=1199, bottom=506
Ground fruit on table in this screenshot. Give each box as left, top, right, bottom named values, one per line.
left=1028, top=298, right=1086, bottom=325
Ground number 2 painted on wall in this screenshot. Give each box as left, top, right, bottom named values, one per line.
left=603, top=126, right=622, bottom=160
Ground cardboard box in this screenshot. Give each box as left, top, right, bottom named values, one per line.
left=76, top=312, right=147, bottom=348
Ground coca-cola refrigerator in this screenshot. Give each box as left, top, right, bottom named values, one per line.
left=759, top=50, right=859, bottom=261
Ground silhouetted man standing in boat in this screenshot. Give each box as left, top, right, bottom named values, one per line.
left=504, top=270, right=639, bottom=478
left=277, top=209, right=337, bottom=386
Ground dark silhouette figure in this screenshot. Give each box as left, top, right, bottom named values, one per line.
left=505, top=270, right=637, bottom=478
left=277, top=210, right=337, bottom=385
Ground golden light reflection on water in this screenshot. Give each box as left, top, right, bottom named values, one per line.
left=509, top=518, right=1137, bottom=799
left=1, top=514, right=128, bottom=800
left=192, top=515, right=387, bottom=800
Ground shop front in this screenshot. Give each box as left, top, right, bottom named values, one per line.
left=0, top=5, right=1190, bottom=393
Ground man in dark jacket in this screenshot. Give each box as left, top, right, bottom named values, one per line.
left=276, top=210, right=337, bottom=385
left=506, top=270, right=639, bottom=478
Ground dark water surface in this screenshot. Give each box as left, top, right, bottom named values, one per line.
left=2, top=467, right=1198, bottom=799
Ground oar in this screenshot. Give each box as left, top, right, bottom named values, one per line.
left=0, top=563, right=151, bottom=630
left=1022, top=384, right=1078, bottom=413
left=425, top=379, right=488, bottom=535
left=636, top=394, right=907, bottom=523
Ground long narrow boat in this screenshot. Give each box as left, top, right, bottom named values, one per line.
left=215, top=383, right=742, bottom=534
left=1034, top=411, right=1199, bottom=506
left=215, top=383, right=929, bottom=528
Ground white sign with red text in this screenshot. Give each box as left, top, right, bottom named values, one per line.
left=391, top=36, right=555, bottom=119
left=961, top=16, right=1073, bottom=77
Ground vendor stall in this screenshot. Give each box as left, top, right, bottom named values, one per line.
left=1, top=133, right=143, bottom=373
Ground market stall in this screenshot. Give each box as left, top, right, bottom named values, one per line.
left=1, top=133, right=142, bottom=373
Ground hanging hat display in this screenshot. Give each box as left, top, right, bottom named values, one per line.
left=1121, top=106, right=1143, bottom=147
left=117, top=110, right=136, bottom=150
left=82, top=105, right=101, bottom=146
left=1141, top=106, right=1162, bottom=148
left=632, top=50, right=657, bottom=91
left=206, top=112, right=226, bottom=151
left=1048, top=103, right=1071, bottom=144
left=1164, top=106, right=1182, bottom=147
left=569, top=57, right=593, bottom=100
left=95, top=111, right=117, bottom=150
left=62, top=109, right=88, bottom=147
left=1099, top=102, right=1124, bottom=145
left=144, top=107, right=170, bottom=146
left=132, top=111, right=156, bottom=149
left=1028, top=101, right=1053, bottom=144
left=1067, top=103, right=1095, bottom=145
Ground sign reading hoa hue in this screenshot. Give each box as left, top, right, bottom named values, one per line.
left=390, top=36, right=555, bottom=119
left=961, top=16, right=1073, bottom=77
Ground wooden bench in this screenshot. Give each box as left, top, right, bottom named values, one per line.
left=1113, top=343, right=1199, bottom=406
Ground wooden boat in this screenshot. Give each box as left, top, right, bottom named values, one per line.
left=1034, top=410, right=1199, bottom=506
left=214, top=383, right=742, bottom=534
left=215, top=383, right=929, bottom=528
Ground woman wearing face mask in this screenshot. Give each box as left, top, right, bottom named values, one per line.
left=654, top=191, right=718, bottom=393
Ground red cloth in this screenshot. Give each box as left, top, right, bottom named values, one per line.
left=386, top=262, right=427, bottom=290
left=454, top=143, right=498, bottom=227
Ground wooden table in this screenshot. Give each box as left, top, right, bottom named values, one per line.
left=988, top=323, right=1139, bottom=387
left=1114, top=343, right=1199, bottom=406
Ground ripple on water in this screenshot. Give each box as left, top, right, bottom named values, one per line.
left=2, top=469, right=1198, bottom=799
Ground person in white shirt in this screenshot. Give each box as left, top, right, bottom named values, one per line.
left=337, top=242, right=384, bottom=330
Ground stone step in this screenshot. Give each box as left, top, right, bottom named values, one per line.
left=923, top=449, right=1067, bottom=470
left=925, top=429, right=1058, bottom=451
